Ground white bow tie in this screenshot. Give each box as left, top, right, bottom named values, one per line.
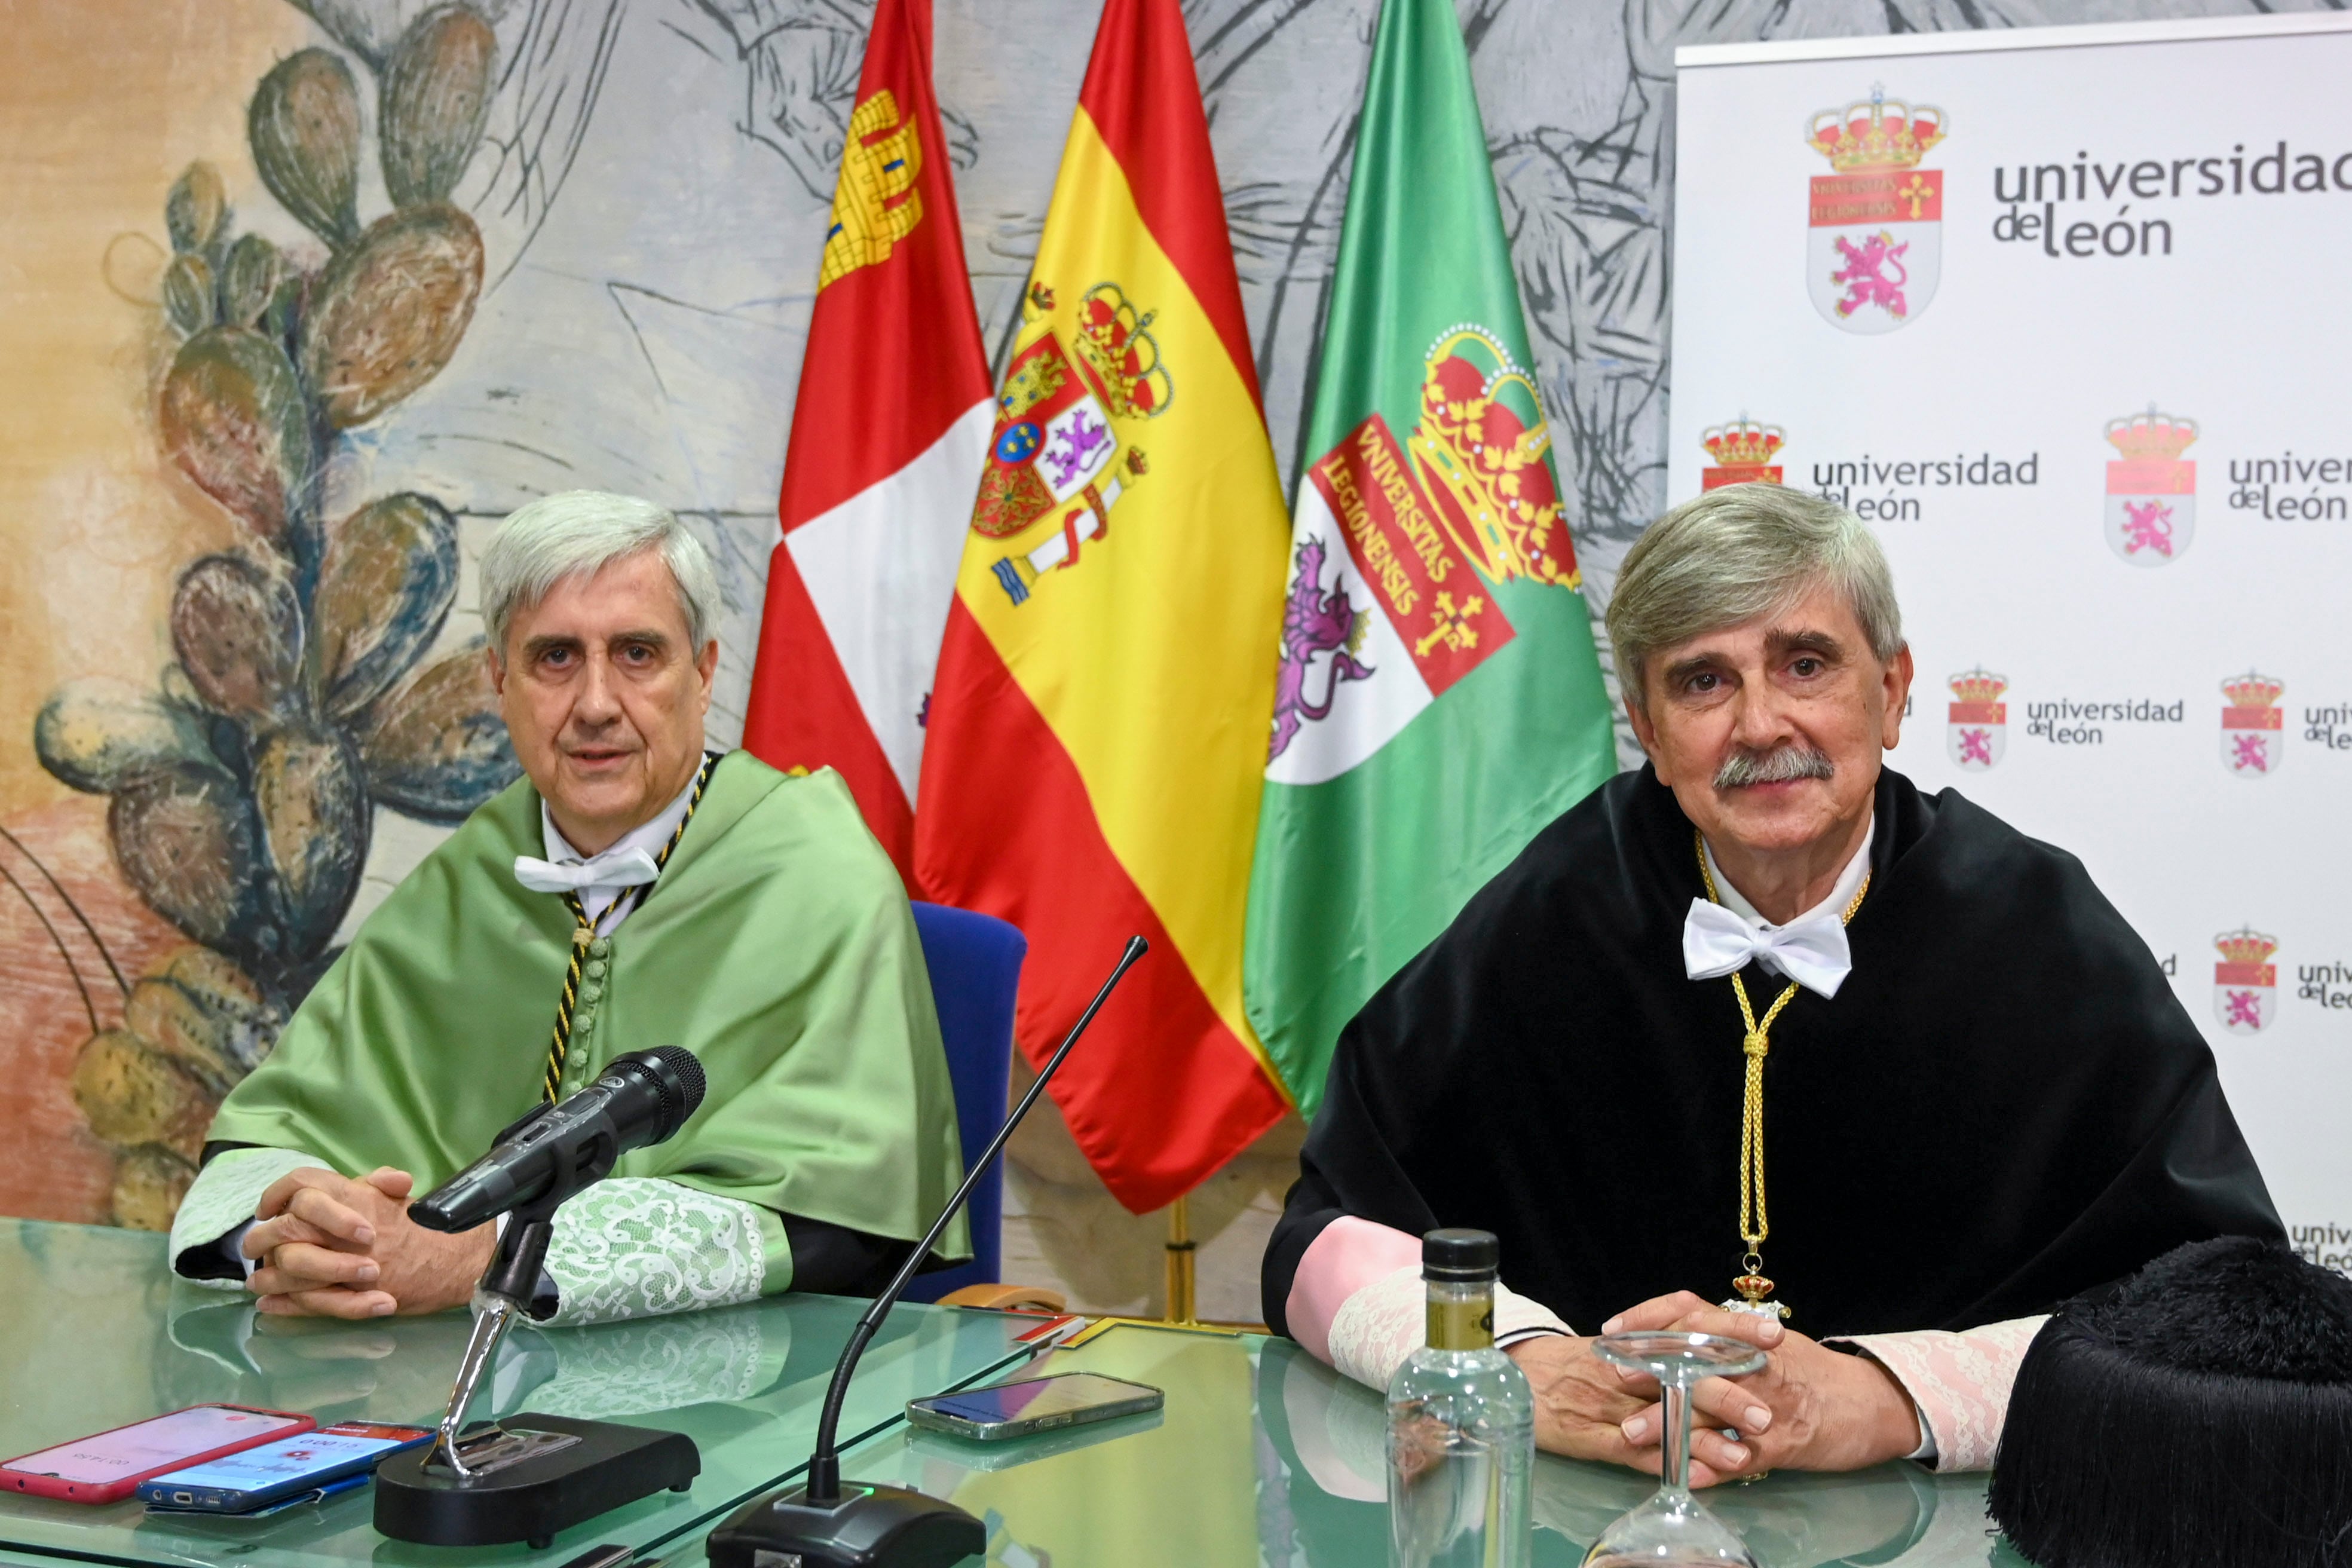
left=513, top=847, right=662, bottom=895
left=1682, top=899, right=1854, bottom=999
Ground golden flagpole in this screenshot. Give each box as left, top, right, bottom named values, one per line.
left=1162, top=1193, right=1197, bottom=1324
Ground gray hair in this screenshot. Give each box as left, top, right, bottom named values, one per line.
left=1606, top=485, right=1903, bottom=712
left=479, top=491, right=721, bottom=657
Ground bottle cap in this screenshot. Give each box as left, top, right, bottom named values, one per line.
left=1422, top=1228, right=1499, bottom=1282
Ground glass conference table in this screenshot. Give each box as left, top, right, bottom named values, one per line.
left=0, top=1219, right=2029, bottom=1568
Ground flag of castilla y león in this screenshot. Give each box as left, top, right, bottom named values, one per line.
left=741, top=0, right=993, bottom=881
left=916, top=0, right=1293, bottom=1212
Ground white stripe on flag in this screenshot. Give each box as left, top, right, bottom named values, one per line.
left=787, top=399, right=995, bottom=801
left=1264, top=481, right=1432, bottom=787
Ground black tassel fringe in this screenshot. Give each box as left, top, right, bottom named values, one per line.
left=1989, top=1236, right=2352, bottom=1568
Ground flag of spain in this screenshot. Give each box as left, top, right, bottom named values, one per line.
left=915, top=0, right=1291, bottom=1213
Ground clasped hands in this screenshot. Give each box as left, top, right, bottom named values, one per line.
left=1505, top=1291, right=1922, bottom=1486
left=240, top=1166, right=497, bottom=1319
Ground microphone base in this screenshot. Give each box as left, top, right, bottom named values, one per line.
left=706, top=1480, right=984, bottom=1568
left=375, top=1414, right=698, bottom=1551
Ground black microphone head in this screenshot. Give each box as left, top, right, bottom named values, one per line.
left=617, top=1045, right=705, bottom=1141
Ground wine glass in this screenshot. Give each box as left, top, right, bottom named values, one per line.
left=1580, top=1331, right=1769, bottom=1568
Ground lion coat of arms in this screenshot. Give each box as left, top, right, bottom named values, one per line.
left=1806, top=87, right=1944, bottom=334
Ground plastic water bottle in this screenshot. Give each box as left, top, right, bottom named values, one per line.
left=1386, top=1228, right=1535, bottom=1568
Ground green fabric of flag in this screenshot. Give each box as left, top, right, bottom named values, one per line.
left=1244, top=0, right=1618, bottom=1113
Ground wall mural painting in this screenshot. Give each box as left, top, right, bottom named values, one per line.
left=20, top=6, right=520, bottom=1229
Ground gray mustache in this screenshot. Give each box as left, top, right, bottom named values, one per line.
left=1714, top=743, right=1836, bottom=789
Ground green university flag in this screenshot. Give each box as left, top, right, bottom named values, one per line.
left=1244, top=0, right=1617, bottom=1113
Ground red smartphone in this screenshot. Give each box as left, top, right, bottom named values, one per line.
left=1, top=1405, right=315, bottom=1504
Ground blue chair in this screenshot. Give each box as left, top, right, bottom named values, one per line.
left=902, top=902, right=1042, bottom=1306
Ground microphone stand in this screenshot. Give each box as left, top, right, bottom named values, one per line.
left=708, top=935, right=1149, bottom=1568
left=427, top=1192, right=559, bottom=1476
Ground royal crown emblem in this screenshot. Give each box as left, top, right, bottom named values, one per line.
left=1704, top=419, right=1783, bottom=468
left=2215, top=928, right=2280, bottom=967
left=2106, top=408, right=2199, bottom=461
left=1407, top=325, right=1578, bottom=589
left=1070, top=283, right=1172, bottom=422
left=2222, top=672, right=2284, bottom=709
left=2221, top=670, right=2286, bottom=777
left=1701, top=418, right=1785, bottom=489
left=1949, top=669, right=2007, bottom=705
left=2104, top=405, right=2198, bottom=567
left=1946, top=668, right=2007, bottom=771
left=1808, top=87, right=1946, bottom=172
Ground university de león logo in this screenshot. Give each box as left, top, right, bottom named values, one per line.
left=2214, top=927, right=2279, bottom=1035
left=1806, top=87, right=1945, bottom=333
left=1273, top=326, right=1579, bottom=758
left=1946, top=668, right=2007, bottom=770
left=2104, top=406, right=2198, bottom=566
left=1701, top=418, right=1785, bottom=489
left=2220, top=670, right=2286, bottom=777
left=973, top=281, right=1165, bottom=606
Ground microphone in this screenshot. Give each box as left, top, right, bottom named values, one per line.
left=381, top=1046, right=710, bottom=1540
left=708, top=935, right=1150, bottom=1568
left=412, top=1046, right=707, bottom=1233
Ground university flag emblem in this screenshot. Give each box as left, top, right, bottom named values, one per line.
left=2221, top=671, right=2286, bottom=776
left=1806, top=88, right=1944, bottom=333
left=1946, top=668, right=2007, bottom=771
left=1244, top=0, right=1615, bottom=1113
left=2105, top=407, right=2197, bottom=566
left=915, top=0, right=1291, bottom=1211
left=740, top=0, right=993, bottom=880
left=1284, top=327, right=1548, bottom=726
left=1701, top=418, right=1786, bottom=490
left=2213, top=927, right=2278, bottom=1034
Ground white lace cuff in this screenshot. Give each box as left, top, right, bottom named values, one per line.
left=1836, top=1315, right=2050, bottom=1472
left=541, top=1178, right=779, bottom=1327
left=1325, top=1263, right=1572, bottom=1390
left=169, top=1147, right=324, bottom=1290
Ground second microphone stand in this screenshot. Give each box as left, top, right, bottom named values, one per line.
left=708, top=935, right=1150, bottom=1568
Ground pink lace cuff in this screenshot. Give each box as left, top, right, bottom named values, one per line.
left=1836, top=1315, right=2050, bottom=1471
left=1285, top=1216, right=1425, bottom=1364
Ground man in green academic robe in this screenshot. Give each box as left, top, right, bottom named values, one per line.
left=168, top=491, right=967, bottom=1324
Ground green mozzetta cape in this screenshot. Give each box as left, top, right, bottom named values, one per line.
left=207, top=754, right=969, bottom=1288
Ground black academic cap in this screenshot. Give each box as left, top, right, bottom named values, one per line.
left=1989, top=1235, right=2352, bottom=1568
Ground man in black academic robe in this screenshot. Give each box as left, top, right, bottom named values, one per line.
left=1263, top=484, right=2280, bottom=1482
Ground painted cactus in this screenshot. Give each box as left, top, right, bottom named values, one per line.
left=32, top=4, right=518, bottom=1229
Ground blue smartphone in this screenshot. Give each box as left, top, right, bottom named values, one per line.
left=136, top=1423, right=431, bottom=1514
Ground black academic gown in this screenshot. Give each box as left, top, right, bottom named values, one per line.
left=1263, top=765, right=2283, bottom=1341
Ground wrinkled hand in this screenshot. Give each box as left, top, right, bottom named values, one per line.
left=1604, top=1291, right=1921, bottom=1478
left=1506, top=1327, right=1751, bottom=1487
left=242, top=1167, right=495, bottom=1319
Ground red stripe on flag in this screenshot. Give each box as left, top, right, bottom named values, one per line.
left=742, top=543, right=914, bottom=880
left=776, top=0, right=994, bottom=534
left=1076, top=0, right=1263, bottom=412
left=917, top=601, right=1288, bottom=1212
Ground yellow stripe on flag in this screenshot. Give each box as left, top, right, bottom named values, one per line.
left=955, top=109, right=1290, bottom=1071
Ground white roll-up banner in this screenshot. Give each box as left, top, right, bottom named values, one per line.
left=1668, top=13, right=2352, bottom=1275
